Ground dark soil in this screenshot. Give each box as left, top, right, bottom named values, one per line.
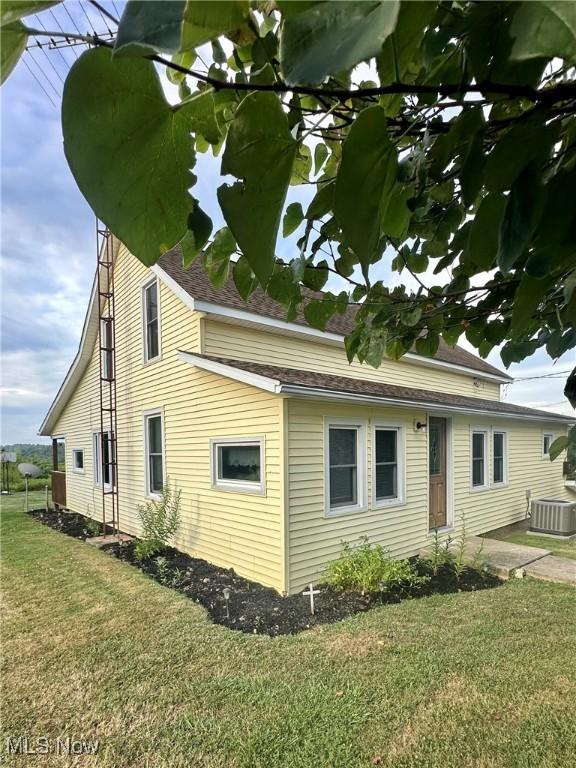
left=27, top=508, right=112, bottom=540
left=28, top=508, right=502, bottom=637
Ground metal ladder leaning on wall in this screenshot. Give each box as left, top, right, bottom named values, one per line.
left=96, top=223, right=119, bottom=537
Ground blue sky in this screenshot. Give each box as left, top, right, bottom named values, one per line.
left=1, top=3, right=574, bottom=444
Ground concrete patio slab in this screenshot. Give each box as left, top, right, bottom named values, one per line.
left=524, top=556, right=576, bottom=586
left=464, top=536, right=550, bottom=579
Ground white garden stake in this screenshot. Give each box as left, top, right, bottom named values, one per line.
left=45, top=484, right=49, bottom=512
left=25, top=476, right=29, bottom=513
left=303, top=583, right=320, bottom=615
left=223, top=587, right=231, bottom=619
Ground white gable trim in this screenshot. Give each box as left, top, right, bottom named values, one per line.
left=177, top=351, right=283, bottom=393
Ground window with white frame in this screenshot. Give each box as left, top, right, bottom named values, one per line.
left=327, top=423, right=365, bottom=513
left=145, top=412, right=164, bottom=495
left=493, top=431, right=507, bottom=485
left=211, top=438, right=264, bottom=493
left=72, top=449, right=84, bottom=473
left=93, top=431, right=114, bottom=488
left=143, top=278, right=160, bottom=362
left=374, top=426, right=403, bottom=505
left=543, top=433, right=554, bottom=457
left=471, top=430, right=488, bottom=489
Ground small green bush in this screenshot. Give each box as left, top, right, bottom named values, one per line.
left=134, top=482, right=181, bottom=561
left=326, top=537, right=429, bottom=594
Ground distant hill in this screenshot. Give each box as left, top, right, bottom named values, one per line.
left=1, top=444, right=53, bottom=473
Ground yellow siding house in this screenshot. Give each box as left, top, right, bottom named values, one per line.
left=40, top=241, right=573, bottom=593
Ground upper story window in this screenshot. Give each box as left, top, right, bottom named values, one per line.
left=100, top=318, right=114, bottom=380
left=471, top=429, right=488, bottom=489
left=143, top=278, right=160, bottom=363
left=492, top=431, right=507, bottom=485
left=374, top=426, right=404, bottom=506
left=326, top=421, right=366, bottom=515
left=543, top=433, right=554, bottom=457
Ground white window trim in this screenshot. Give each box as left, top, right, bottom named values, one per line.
left=543, top=432, right=555, bottom=459
left=143, top=408, right=165, bottom=499
left=93, top=429, right=114, bottom=490
left=71, top=448, right=85, bottom=475
left=142, top=276, right=161, bottom=365
left=324, top=417, right=368, bottom=517
left=491, top=429, right=508, bottom=487
left=372, top=422, right=406, bottom=509
left=470, top=428, right=489, bottom=491
left=210, top=436, right=266, bottom=495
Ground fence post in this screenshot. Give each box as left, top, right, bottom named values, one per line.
left=45, top=484, right=49, bottom=512
left=25, top=477, right=29, bottom=514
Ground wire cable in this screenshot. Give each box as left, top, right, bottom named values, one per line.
left=22, top=55, right=57, bottom=106
left=88, top=0, right=119, bottom=26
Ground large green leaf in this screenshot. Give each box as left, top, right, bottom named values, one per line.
left=180, top=89, right=221, bottom=144
left=334, top=106, right=397, bottom=267
left=217, top=92, right=297, bottom=285
left=0, top=21, right=27, bottom=84
left=466, top=193, right=506, bottom=270
left=0, top=1, right=60, bottom=26
left=497, top=166, right=543, bottom=272
left=280, top=0, right=400, bottom=85
left=114, top=0, right=186, bottom=57
left=182, top=0, right=250, bottom=49
left=180, top=203, right=212, bottom=267
left=283, top=202, right=304, bottom=237
left=62, top=48, right=196, bottom=266
left=511, top=1, right=576, bottom=64
left=203, top=227, right=236, bottom=288
left=484, top=119, right=557, bottom=192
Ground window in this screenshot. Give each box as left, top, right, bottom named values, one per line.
left=543, top=433, right=554, bottom=457
left=493, top=431, right=507, bottom=485
left=471, top=430, right=488, bottom=489
left=93, top=431, right=114, bottom=488
left=143, top=279, right=160, bottom=362
left=326, top=422, right=365, bottom=514
left=145, top=412, right=164, bottom=496
left=374, top=426, right=404, bottom=505
left=72, top=449, right=84, bottom=473
left=100, top=318, right=114, bottom=380
left=211, top=438, right=264, bottom=494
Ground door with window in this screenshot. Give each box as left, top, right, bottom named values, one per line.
left=428, top=417, right=447, bottom=529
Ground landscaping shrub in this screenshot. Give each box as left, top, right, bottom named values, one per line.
left=325, top=537, right=429, bottom=595
left=134, top=482, right=181, bottom=561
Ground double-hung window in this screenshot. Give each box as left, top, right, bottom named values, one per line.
left=471, top=429, right=488, bottom=489
left=211, top=438, right=264, bottom=494
left=145, top=411, right=164, bottom=496
left=94, top=431, right=114, bottom=488
left=543, top=433, right=554, bottom=457
left=374, top=426, right=404, bottom=505
left=493, top=431, right=507, bottom=485
left=100, top=318, right=114, bottom=380
left=326, top=422, right=365, bottom=514
left=143, top=278, right=160, bottom=362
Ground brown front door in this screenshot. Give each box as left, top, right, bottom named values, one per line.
left=429, top=417, right=447, bottom=529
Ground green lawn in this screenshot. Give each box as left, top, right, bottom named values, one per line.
left=2, top=493, right=576, bottom=768
left=484, top=523, right=576, bottom=561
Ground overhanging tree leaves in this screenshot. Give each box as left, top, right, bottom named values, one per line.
left=4, top=0, right=576, bottom=456
left=62, top=47, right=198, bottom=266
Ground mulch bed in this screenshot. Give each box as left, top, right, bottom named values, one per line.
left=27, top=508, right=113, bottom=540
left=28, top=508, right=501, bottom=637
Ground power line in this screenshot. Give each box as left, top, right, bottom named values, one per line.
left=31, top=38, right=65, bottom=84
left=111, top=1, right=122, bottom=20
left=22, top=56, right=56, bottom=107
left=88, top=0, right=118, bottom=28
left=510, top=369, right=572, bottom=383
left=78, top=1, right=95, bottom=30
left=30, top=14, right=72, bottom=64
left=27, top=48, right=60, bottom=97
